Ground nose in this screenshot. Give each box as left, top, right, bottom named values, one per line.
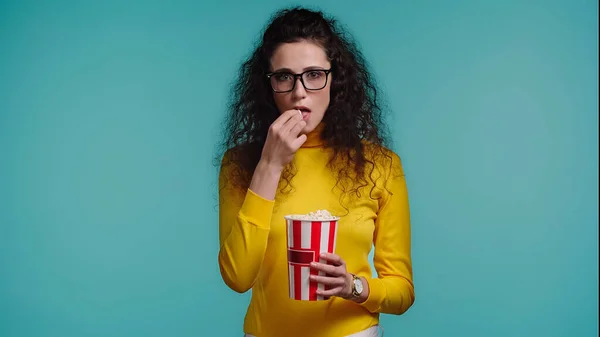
left=291, top=77, right=307, bottom=99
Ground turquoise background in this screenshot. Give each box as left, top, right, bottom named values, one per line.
left=1, top=0, right=598, bottom=336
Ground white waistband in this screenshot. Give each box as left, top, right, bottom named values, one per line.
left=244, top=324, right=381, bottom=337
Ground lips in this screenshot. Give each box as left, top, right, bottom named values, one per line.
left=294, top=106, right=311, bottom=113
left=293, top=106, right=311, bottom=121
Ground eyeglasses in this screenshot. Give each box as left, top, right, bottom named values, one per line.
left=266, top=69, right=332, bottom=93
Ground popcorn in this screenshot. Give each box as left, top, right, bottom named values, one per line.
left=285, top=209, right=339, bottom=221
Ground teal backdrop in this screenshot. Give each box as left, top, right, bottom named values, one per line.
left=1, top=0, right=598, bottom=336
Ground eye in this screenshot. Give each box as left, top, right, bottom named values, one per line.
left=306, top=71, right=323, bottom=79
left=274, top=73, right=293, bottom=81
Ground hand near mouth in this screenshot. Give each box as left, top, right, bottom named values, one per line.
left=260, top=108, right=308, bottom=170
left=248, top=109, right=307, bottom=200
left=294, top=105, right=311, bottom=121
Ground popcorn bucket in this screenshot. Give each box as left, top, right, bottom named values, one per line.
left=284, top=213, right=340, bottom=301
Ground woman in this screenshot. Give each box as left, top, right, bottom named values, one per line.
left=217, top=6, right=414, bottom=337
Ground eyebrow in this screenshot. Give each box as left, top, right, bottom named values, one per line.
left=271, top=66, right=328, bottom=73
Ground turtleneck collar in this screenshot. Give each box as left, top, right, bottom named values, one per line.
left=301, top=123, right=326, bottom=148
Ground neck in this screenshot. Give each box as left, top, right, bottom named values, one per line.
left=301, top=123, right=325, bottom=148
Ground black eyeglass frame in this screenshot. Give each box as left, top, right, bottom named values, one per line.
left=266, top=69, right=332, bottom=93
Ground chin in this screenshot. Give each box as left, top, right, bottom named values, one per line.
left=302, top=124, right=315, bottom=134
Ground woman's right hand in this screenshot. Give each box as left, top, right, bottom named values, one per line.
left=249, top=109, right=306, bottom=200
left=260, top=109, right=307, bottom=170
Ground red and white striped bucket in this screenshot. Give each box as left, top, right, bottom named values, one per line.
left=284, top=215, right=339, bottom=301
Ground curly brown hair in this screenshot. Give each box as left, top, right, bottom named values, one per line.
left=216, top=6, right=395, bottom=204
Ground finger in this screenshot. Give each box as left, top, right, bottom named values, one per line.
left=316, top=287, right=344, bottom=297
left=288, top=120, right=306, bottom=136
left=310, top=274, right=347, bottom=286
left=310, top=262, right=342, bottom=276
left=319, top=252, right=344, bottom=266
left=271, top=109, right=302, bottom=130
left=290, top=134, right=307, bottom=150
left=280, top=111, right=304, bottom=134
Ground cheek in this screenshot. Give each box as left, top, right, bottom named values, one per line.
left=316, top=91, right=331, bottom=111
left=273, top=94, right=290, bottom=113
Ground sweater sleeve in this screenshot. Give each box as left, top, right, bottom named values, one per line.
left=217, top=153, right=274, bottom=293
left=359, top=152, right=415, bottom=315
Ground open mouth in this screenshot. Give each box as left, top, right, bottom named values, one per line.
left=295, top=106, right=311, bottom=121
left=295, top=106, right=311, bottom=113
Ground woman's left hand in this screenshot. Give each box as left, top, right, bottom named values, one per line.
left=309, top=252, right=353, bottom=299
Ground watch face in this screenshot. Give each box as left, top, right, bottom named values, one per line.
left=354, top=278, right=363, bottom=294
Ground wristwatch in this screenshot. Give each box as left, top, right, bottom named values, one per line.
left=349, top=273, right=363, bottom=298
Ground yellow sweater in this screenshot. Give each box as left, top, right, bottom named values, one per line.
left=218, top=127, right=414, bottom=337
